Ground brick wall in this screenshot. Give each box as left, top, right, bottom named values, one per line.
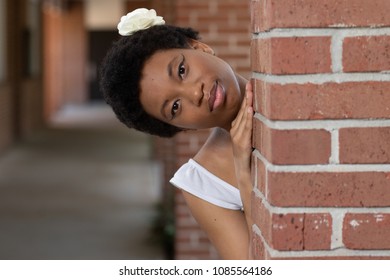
left=251, top=0, right=390, bottom=259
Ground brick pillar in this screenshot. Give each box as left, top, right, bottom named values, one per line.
left=251, top=0, right=390, bottom=259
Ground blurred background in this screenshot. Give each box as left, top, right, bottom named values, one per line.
left=0, top=0, right=250, bottom=259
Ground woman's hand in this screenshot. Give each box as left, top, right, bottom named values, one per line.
left=230, top=81, right=254, bottom=177
left=230, top=81, right=254, bottom=259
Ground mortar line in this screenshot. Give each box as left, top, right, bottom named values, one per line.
left=329, top=129, right=340, bottom=164
left=254, top=112, right=390, bottom=130
left=253, top=188, right=390, bottom=215
left=253, top=149, right=390, bottom=173
left=252, top=72, right=390, bottom=85
left=252, top=27, right=390, bottom=39
left=331, top=30, right=344, bottom=73
left=330, top=211, right=345, bottom=249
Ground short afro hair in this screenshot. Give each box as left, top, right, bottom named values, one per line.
left=99, top=25, right=200, bottom=137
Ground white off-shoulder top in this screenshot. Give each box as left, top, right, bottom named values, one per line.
left=170, top=159, right=243, bottom=210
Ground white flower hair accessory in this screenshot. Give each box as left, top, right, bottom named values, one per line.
left=117, top=8, right=165, bottom=36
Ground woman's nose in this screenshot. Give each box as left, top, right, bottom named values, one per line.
left=185, top=82, right=204, bottom=106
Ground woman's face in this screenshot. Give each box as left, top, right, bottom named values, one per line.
left=139, top=44, right=243, bottom=131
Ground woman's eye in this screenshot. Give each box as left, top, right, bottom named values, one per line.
left=178, top=63, right=186, bottom=79
left=171, top=100, right=180, bottom=118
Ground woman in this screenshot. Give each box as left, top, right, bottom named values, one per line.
left=100, top=9, right=254, bottom=259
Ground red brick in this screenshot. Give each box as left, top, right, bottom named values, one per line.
left=272, top=213, right=305, bottom=251
left=216, top=1, right=251, bottom=10
left=253, top=80, right=390, bottom=121
left=253, top=119, right=331, bottom=165
left=250, top=0, right=264, bottom=33
left=251, top=37, right=332, bottom=74
left=253, top=196, right=332, bottom=251
left=271, top=213, right=333, bottom=251
left=254, top=198, right=300, bottom=251
left=343, top=213, right=390, bottom=249
left=252, top=231, right=270, bottom=259
left=343, top=36, right=390, bottom=72
left=303, top=213, right=332, bottom=250
left=254, top=155, right=266, bottom=195
left=340, top=127, right=390, bottom=164
left=176, top=1, right=209, bottom=9
left=197, top=14, right=230, bottom=22
left=217, top=26, right=251, bottom=34
left=267, top=171, right=390, bottom=207
left=251, top=196, right=262, bottom=226
left=252, top=0, right=390, bottom=31
left=253, top=196, right=272, bottom=244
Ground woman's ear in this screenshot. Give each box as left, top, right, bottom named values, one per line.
left=187, top=39, right=215, bottom=55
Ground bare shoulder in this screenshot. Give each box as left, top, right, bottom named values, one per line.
left=181, top=128, right=249, bottom=259
left=193, top=127, right=237, bottom=188
left=181, top=190, right=249, bottom=259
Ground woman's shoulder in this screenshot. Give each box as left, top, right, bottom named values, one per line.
left=193, top=128, right=237, bottom=188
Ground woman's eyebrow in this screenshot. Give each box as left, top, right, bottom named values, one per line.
left=167, top=55, right=178, bottom=78
left=161, top=100, right=169, bottom=120
left=167, top=54, right=184, bottom=78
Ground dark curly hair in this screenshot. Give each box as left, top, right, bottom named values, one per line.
left=99, top=25, right=200, bottom=137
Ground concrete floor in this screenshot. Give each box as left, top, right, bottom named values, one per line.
left=0, top=103, right=164, bottom=259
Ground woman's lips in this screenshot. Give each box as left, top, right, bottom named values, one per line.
left=208, top=82, right=225, bottom=112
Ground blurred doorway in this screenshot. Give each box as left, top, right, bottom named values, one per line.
left=84, top=0, right=123, bottom=101
left=88, top=30, right=118, bottom=101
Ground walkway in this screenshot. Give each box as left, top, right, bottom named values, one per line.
left=0, top=103, right=164, bottom=259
